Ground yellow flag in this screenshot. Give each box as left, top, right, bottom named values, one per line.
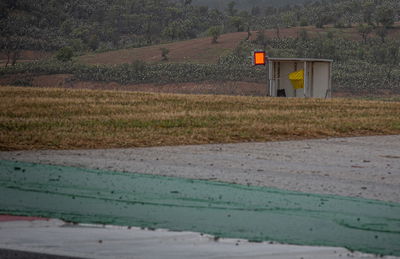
left=289, top=70, right=304, bottom=89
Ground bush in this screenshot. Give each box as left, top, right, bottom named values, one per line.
left=56, top=47, right=74, bottom=62
left=11, top=77, right=33, bottom=87
left=160, top=47, right=170, bottom=61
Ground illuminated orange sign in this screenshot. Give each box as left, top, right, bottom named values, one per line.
left=254, top=51, right=266, bottom=66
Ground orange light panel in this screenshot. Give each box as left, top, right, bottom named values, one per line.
left=254, top=51, right=266, bottom=65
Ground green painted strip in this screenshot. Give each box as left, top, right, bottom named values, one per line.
left=0, top=160, right=399, bottom=256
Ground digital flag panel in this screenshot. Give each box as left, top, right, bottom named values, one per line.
left=253, top=51, right=266, bottom=66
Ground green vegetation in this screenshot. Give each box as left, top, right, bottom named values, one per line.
left=208, top=26, right=223, bottom=43
left=55, top=47, right=74, bottom=62
left=1, top=86, right=400, bottom=150
left=191, top=0, right=310, bottom=10
left=0, top=0, right=224, bottom=59
left=2, top=29, right=399, bottom=91
left=160, top=47, right=170, bottom=61
left=2, top=0, right=399, bottom=57
left=1, top=0, right=399, bottom=93
left=0, top=60, right=265, bottom=84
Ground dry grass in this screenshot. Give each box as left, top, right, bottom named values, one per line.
left=1, top=86, right=400, bottom=150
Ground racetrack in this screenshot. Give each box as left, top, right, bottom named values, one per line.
left=2, top=135, right=399, bottom=203
left=1, top=135, right=400, bottom=257
left=1, top=159, right=399, bottom=256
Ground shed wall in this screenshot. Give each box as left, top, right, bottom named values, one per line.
left=312, top=62, right=330, bottom=98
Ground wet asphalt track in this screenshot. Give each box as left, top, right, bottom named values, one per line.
left=1, top=135, right=399, bottom=202
left=0, top=135, right=399, bottom=257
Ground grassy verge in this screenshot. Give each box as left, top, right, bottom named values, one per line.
left=1, top=86, right=400, bottom=151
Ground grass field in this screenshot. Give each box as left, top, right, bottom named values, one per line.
left=1, top=86, right=400, bottom=151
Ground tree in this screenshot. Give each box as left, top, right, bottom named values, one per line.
left=268, top=16, right=281, bottom=39
left=299, top=17, right=308, bottom=27
left=88, top=34, right=100, bottom=51
left=315, top=14, right=331, bottom=28
left=254, top=30, right=268, bottom=50
left=251, top=6, right=260, bottom=16
left=230, top=16, right=244, bottom=32
left=245, top=24, right=251, bottom=41
left=0, top=12, right=34, bottom=66
left=357, top=24, right=373, bottom=43
left=227, top=1, right=237, bottom=16
left=60, top=19, right=74, bottom=35
left=362, top=1, right=375, bottom=25
left=376, top=27, right=388, bottom=43
left=0, top=36, right=23, bottom=67
left=375, top=6, right=395, bottom=28
left=385, top=41, right=400, bottom=80
left=163, top=22, right=180, bottom=40
left=275, top=24, right=281, bottom=39
left=182, top=0, right=192, bottom=6
left=282, top=12, right=295, bottom=27
left=264, top=6, right=276, bottom=16
left=143, top=18, right=158, bottom=44
left=297, top=29, right=308, bottom=41
left=208, top=26, right=222, bottom=44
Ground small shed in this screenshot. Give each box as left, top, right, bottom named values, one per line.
left=267, top=58, right=333, bottom=98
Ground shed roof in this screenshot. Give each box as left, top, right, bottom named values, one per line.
left=268, top=58, right=333, bottom=63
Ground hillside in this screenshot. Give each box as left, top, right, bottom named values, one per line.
left=2, top=22, right=399, bottom=67
left=80, top=32, right=249, bottom=65
left=1, top=21, right=399, bottom=98
left=190, top=0, right=310, bottom=9
left=2, top=0, right=399, bottom=61
left=1, top=0, right=399, bottom=98
left=80, top=23, right=400, bottom=65
left=1, top=0, right=399, bottom=67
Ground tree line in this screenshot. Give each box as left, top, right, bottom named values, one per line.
left=0, top=0, right=222, bottom=65
left=2, top=0, right=399, bottom=58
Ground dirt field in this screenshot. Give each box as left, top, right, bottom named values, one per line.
left=80, top=32, right=253, bottom=65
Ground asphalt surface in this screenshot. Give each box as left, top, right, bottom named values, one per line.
left=0, top=218, right=394, bottom=259
left=1, top=135, right=399, bottom=258
left=1, top=135, right=399, bottom=202
left=2, top=159, right=399, bottom=255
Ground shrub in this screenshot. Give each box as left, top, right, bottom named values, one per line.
left=160, top=47, right=170, bottom=61
left=56, top=47, right=74, bottom=62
